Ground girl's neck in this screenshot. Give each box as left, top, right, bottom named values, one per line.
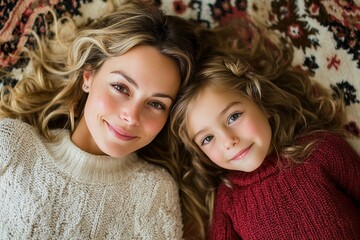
left=227, top=152, right=280, bottom=186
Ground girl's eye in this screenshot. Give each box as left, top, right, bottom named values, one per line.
left=201, top=135, right=214, bottom=146
left=228, top=112, right=241, bottom=124
left=148, top=101, right=166, bottom=110
left=112, top=83, right=129, bottom=94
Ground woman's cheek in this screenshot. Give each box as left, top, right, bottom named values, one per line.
left=96, top=93, right=118, bottom=114
left=144, top=113, right=168, bottom=136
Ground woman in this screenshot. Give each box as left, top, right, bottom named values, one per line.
left=0, top=1, right=199, bottom=238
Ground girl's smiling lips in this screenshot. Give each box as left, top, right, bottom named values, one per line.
left=231, top=144, right=253, bottom=161
left=105, top=121, right=137, bottom=141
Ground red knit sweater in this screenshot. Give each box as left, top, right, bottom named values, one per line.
left=209, top=133, right=360, bottom=239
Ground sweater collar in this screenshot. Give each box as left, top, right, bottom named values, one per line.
left=227, top=152, right=281, bottom=187
left=45, top=129, right=141, bottom=184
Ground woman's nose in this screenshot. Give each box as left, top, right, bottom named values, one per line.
left=120, top=102, right=140, bottom=126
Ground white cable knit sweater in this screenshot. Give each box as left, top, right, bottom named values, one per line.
left=0, top=118, right=183, bottom=239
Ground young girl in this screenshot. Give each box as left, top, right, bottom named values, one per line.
left=0, top=1, right=201, bottom=238
left=171, top=50, right=360, bottom=238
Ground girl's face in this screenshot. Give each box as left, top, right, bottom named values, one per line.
left=188, top=86, right=272, bottom=172
left=71, top=45, right=181, bottom=157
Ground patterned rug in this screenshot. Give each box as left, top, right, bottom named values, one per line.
left=1, top=0, right=359, bottom=153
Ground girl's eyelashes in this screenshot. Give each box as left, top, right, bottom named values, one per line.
left=228, top=112, right=242, bottom=124
left=201, top=135, right=214, bottom=146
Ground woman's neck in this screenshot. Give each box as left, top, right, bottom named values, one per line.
left=45, top=129, right=140, bottom=184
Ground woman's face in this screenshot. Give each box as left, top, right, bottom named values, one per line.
left=71, top=45, right=181, bottom=157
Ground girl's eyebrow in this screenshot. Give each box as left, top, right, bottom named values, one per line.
left=220, top=101, right=242, bottom=117
left=110, top=71, right=175, bottom=102
left=192, top=129, right=204, bottom=142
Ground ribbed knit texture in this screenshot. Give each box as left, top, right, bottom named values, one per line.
left=0, top=118, right=183, bottom=239
left=209, top=133, right=360, bottom=240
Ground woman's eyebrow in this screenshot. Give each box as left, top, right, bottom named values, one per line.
left=153, top=93, right=175, bottom=102
left=111, top=71, right=138, bottom=88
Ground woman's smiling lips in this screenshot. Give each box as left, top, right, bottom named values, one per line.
left=106, top=121, right=137, bottom=141
left=231, top=144, right=253, bottom=161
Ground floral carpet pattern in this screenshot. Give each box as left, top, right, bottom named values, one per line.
left=1, top=0, right=359, bottom=153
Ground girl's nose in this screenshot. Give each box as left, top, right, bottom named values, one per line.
left=223, top=132, right=240, bottom=149
left=120, top=102, right=140, bottom=126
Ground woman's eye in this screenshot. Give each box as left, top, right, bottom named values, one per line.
left=228, top=112, right=241, bottom=124
left=148, top=101, right=166, bottom=110
left=201, top=135, right=213, bottom=146
left=112, top=83, right=129, bottom=94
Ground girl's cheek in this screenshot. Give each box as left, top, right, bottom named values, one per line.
left=243, top=119, right=259, bottom=136
left=206, top=148, right=222, bottom=165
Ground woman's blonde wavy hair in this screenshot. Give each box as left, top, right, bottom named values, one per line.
left=171, top=21, right=346, bottom=237
left=0, top=1, right=205, bottom=239
left=0, top=0, right=197, bottom=134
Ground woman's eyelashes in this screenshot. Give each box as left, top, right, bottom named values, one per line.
left=110, top=82, right=167, bottom=111
left=111, top=83, right=129, bottom=95
left=148, top=101, right=166, bottom=110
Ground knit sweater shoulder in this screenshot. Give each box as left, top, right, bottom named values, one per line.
left=209, top=132, right=360, bottom=240
left=0, top=118, right=183, bottom=239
